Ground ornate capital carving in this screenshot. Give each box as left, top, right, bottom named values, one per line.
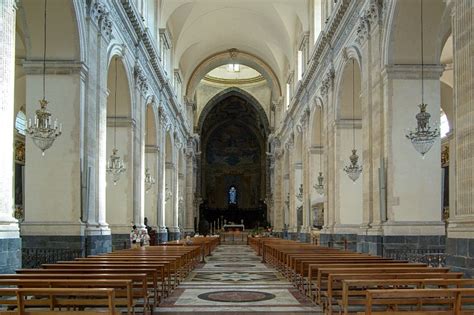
left=90, top=1, right=113, bottom=41
left=134, top=64, right=148, bottom=94
left=356, top=0, right=382, bottom=46
left=320, top=68, right=335, bottom=97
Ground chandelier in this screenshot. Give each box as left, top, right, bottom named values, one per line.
left=296, top=184, right=303, bottom=202
left=26, top=0, right=62, bottom=156
left=344, top=149, right=363, bottom=182
left=314, top=172, right=325, bottom=195
left=145, top=168, right=156, bottom=193
left=106, top=58, right=126, bottom=184
left=313, top=106, right=324, bottom=195
left=405, top=0, right=439, bottom=157
left=343, top=59, right=362, bottom=182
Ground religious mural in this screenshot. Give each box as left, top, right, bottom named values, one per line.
left=200, top=93, right=267, bottom=211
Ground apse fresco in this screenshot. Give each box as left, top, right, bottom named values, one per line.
left=205, top=123, right=262, bottom=209
left=206, top=124, right=260, bottom=167
left=201, top=93, right=267, bottom=211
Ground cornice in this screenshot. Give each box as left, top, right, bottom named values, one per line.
left=119, top=0, right=191, bottom=139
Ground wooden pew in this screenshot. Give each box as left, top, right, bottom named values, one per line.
left=359, top=288, right=474, bottom=314
left=0, top=273, right=150, bottom=313
left=16, top=269, right=158, bottom=307
left=310, top=264, right=437, bottom=303
left=0, top=279, right=134, bottom=314
left=0, top=287, right=120, bottom=314
left=339, top=277, right=473, bottom=314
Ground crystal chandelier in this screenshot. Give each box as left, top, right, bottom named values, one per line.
left=144, top=168, right=156, bottom=193
left=106, top=148, right=126, bottom=185
left=106, top=58, right=126, bottom=184
left=314, top=172, right=325, bottom=195
left=26, top=0, right=62, bottom=156
left=313, top=107, right=324, bottom=195
left=405, top=0, right=439, bottom=157
left=344, top=59, right=362, bottom=182
left=344, top=149, right=363, bottom=182
left=296, top=184, right=303, bottom=202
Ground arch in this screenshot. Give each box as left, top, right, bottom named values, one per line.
left=145, top=104, right=157, bottom=146
left=186, top=50, right=282, bottom=101
left=197, top=87, right=270, bottom=135
left=107, top=56, right=132, bottom=118
left=310, top=103, right=323, bottom=147
left=383, top=0, right=447, bottom=65
left=334, top=57, right=362, bottom=121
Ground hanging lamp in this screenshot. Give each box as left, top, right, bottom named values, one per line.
left=314, top=106, right=325, bottom=195
left=26, top=0, right=62, bottom=156
left=106, top=58, right=126, bottom=185
left=343, top=59, right=362, bottom=182
left=405, top=0, right=439, bottom=157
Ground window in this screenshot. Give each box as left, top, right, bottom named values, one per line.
left=227, top=64, right=240, bottom=72
left=15, top=111, right=26, bottom=136
left=297, top=51, right=303, bottom=81
left=440, top=110, right=450, bottom=138
left=286, top=83, right=291, bottom=109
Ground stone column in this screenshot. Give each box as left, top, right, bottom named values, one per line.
left=0, top=0, right=21, bottom=273
left=83, top=2, right=114, bottom=254
left=145, top=145, right=159, bottom=228
left=169, top=139, right=180, bottom=240
left=320, top=70, right=336, bottom=246
left=447, top=0, right=474, bottom=276
left=301, top=115, right=312, bottom=242
left=132, top=75, right=146, bottom=230
left=184, top=149, right=195, bottom=234
left=156, top=111, right=167, bottom=242
left=355, top=1, right=385, bottom=254
left=273, top=149, right=283, bottom=232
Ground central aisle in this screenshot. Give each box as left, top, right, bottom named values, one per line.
left=157, top=245, right=323, bottom=314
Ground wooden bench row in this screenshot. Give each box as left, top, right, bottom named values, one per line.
left=0, top=236, right=220, bottom=314
left=249, top=237, right=474, bottom=314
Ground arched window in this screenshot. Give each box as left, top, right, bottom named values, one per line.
left=228, top=186, right=237, bottom=205
left=15, top=111, right=27, bottom=136
left=440, top=110, right=450, bottom=138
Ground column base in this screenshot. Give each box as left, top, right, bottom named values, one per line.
left=168, top=227, right=181, bottom=241
left=0, top=236, right=21, bottom=273
left=157, top=227, right=168, bottom=243
left=446, top=237, right=474, bottom=277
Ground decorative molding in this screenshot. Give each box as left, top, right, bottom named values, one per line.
left=356, top=0, right=383, bottom=46
left=90, top=0, right=113, bottom=40
left=320, top=68, right=335, bottom=97
left=381, top=64, right=445, bottom=80
left=134, top=63, right=148, bottom=94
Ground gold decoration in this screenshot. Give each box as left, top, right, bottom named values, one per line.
left=15, top=141, right=25, bottom=164
left=441, top=145, right=449, bottom=166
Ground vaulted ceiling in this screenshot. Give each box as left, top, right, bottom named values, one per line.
left=161, top=0, right=308, bottom=94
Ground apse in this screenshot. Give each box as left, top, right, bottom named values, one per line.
left=199, top=89, right=269, bottom=229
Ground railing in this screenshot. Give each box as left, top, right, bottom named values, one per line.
left=383, top=248, right=446, bottom=267
left=22, top=248, right=83, bottom=268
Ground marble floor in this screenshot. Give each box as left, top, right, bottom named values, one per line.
left=156, top=245, right=323, bottom=314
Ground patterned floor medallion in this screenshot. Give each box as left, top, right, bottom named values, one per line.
left=191, top=271, right=280, bottom=282
left=157, top=244, right=323, bottom=313
left=213, top=264, right=256, bottom=268
left=197, top=290, right=276, bottom=303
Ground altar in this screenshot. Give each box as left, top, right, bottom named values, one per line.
left=223, top=224, right=245, bottom=232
